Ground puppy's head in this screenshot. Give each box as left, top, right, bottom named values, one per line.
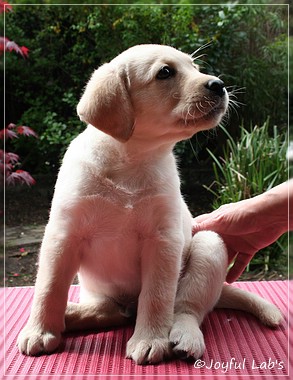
left=77, top=44, right=229, bottom=144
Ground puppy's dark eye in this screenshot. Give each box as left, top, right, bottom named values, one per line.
left=156, top=66, right=176, bottom=80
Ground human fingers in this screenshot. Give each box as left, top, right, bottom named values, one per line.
left=225, top=252, right=253, bottom=283
left=192, top=221, right=214, bottom=235
left=192, top=222, right=203, bottom=235
left=192, top=212, right=220, bottom=234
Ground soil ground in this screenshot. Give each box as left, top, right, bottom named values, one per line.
left=2, top=174, right=287, bottom=288
left=3, top=174, right=54, bottom=287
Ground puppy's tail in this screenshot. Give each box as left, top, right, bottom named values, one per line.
left=215, top=284, right=283, bottom=327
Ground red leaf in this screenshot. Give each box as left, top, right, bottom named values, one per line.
left=0, top=37, right=29, bottom=58
left=3, top=163, right=13, bottom=172
left=4, top=39, right=21, bottom=54
left=6, top=152, right=19, bottom=164
left=1, top=124, right=38, bottom=139
left=16, top=169, right=36, bottom=185
left=16, top=125, right=38, bottom=138
left=20, top=46, right=29, bottom=58
left=6, top=170, right=36, bottom=186
left=0, top=150, right=16, bottom=178
left=0, top=128, right=18, bottom=139
left=0, top=1, right=12, bottom=14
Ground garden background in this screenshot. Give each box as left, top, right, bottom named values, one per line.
left=2, top=0, right=291, bottom=285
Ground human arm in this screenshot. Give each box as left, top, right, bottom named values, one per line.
left=192, top=180, right=293, bottom=283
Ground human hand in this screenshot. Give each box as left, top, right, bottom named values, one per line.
left=192, top=191, right=288, bottom=283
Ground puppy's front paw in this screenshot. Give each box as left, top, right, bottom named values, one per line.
left=170, top=316, right=205, bottom=359
left=17, top=325, right=61, bottom=356
left=126, top=334, right=171, bottom=365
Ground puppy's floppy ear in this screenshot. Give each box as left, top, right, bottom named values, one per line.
left=77, top=63, right=134, bottom=142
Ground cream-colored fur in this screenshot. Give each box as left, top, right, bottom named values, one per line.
left=17, top=45, right=282, bottom=364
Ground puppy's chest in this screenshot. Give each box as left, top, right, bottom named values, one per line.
left=97, top=175, right=156, bottom=209
left=85, top=163, right=172, bottom=210
left=74, top=173, right=175, bottom=238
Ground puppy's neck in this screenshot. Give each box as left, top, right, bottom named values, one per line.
left=122, top=139, right=175, bottom=161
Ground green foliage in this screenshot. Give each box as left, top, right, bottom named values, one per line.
left=206, top=120, right=288, bottom=276
left=40, top=111, right=83, bottom=155
left=207, top=120, right=288, bottom=207
left=3, top=4, right=288, bottom=175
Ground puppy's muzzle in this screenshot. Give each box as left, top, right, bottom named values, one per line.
left=178, top=76, right=228, bottom=129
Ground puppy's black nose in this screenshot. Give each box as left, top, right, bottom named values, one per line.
left=205, top=78, right=225, bottom=97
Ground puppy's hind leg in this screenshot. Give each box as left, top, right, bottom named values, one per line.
left=216, top=284, right=283, bottom=327
left=65, top=296, right=135, bottom=332
left=170, top=231, right=228, bottom=359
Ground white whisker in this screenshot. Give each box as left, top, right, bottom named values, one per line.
left=191, top=41, right=213, bottom=59
left=191, top=53, right=207, bottom=61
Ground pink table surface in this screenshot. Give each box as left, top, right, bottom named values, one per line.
left=1, top=281, right=292, bottom=379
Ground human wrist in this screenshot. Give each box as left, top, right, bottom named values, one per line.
left=259, top=182, right=291, bottom=232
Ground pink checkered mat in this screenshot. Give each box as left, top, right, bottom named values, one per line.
left=2, top=281, right=292, bottom=379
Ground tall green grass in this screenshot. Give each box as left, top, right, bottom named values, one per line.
left=206, top=120, right=288, bottom=277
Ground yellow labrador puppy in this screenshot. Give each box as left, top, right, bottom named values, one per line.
left=18, top=45, right=282, bottom=364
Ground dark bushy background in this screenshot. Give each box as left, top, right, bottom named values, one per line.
left=3, top=3, right=288, bottom=178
